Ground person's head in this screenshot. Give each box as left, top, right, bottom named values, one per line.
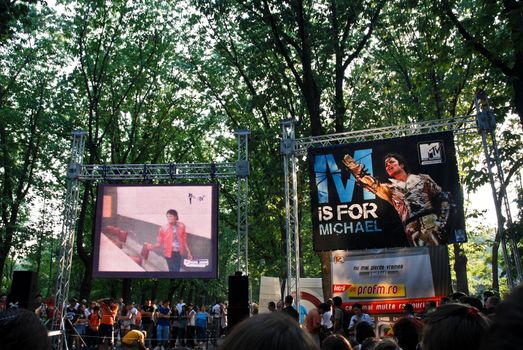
left=35, top=294, right=43, bottom=303
left=220, top=312, right=319, bottom=350
left=276, top=300, right=284, bottom=311
left=459, top=296, right=483, bottom=312
left=482, top=290, right=494, bottom=303
left=188, top=303, right=193, bottom=310
left=145, top=299, right=152, bottom=306
left=449, top=291, right=467, bottom=302
left=162, top=300, right=170, bottom=307
left=479, top=283, right=523, bottom=350
left=422, top=303, right=489, bottom=350
left=200, top=305, right=206, bottom=312
left=485, top=295, right=500, bottom=310
left=373, top=338, right=400, bottom=350
left=318, top=303, right=329, bottom=314
left=321, top=334, right=352, bottom=350
left=0, top=308, right=51, bottom=350
left=355, top=321, right=375, bottom=344
left=352, top=303, right=363, bottom=316
left=166, top=209, right=178, bottom=224
left=284, top=295, right=293, bottom=306
left=268, top=301, right=276, bottom=312
left=333, top=296, right=342, bottom=308
left=403, top=303, right=414, bottom=315
left=93, top=305, right=100, bottom=313
left=383, top=153, right=409, bottom=178
left=392, top=317, right=423, bottom=350
left=360, top=337, right=381, bottom=350
left=251, top=303, right=259, bottom=315
left=424, top=301, right=437, bottom=313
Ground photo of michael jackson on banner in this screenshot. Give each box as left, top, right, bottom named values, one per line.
left=308, top=131, right=466, bottom=252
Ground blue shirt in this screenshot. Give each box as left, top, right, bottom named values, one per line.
left=157, top=306, right=170, bottom=327
left=196, top=311, right=208, bottom=328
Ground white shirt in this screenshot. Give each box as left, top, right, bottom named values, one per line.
left=321, top=310, right=333, bottom=329
left=211, top=303, right=221, bottom=318
left=128, top=307, right=138, bottom=325
left=176, top=302, right=185, bottom=314
left=188, top=310, right=196, bottom=326
left=349, top=313, right=373, bottom=329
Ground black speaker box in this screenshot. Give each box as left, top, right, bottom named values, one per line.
left=228, top=274, right=248, bottom=307
left=8, top=270, right=38, bottom=310
left=227, top=306, right=250, bottom=332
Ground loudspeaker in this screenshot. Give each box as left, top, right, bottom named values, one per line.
left=228, top=274, right=248, bottom=307
left=227, top=306, right=250, bottom=331
left=8, top=270, right=38, bottom=310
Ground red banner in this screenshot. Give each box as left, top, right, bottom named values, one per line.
left=341, top=297, right=442, bottom=315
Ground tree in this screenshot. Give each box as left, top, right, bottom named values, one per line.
left=0, top=4, right=68, bottom=287
left=59, top=0, right=232, bottom=299
left=441, top=0, right=523, bottom=128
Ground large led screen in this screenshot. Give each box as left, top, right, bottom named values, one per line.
left=308, top=131, right=466, bottom=251
left=93, top=184, right=218, bottom=278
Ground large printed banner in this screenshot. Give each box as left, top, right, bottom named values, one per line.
left=331, top=247, right=452, bottom=314
left=308, top=131, right=466, bottom=251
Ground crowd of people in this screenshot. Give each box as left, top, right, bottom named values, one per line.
left=1, top=283, right=523, bottom=350
left=0, top=295, right=228, bottom=350
left=259, top=284, right=523, bottom=350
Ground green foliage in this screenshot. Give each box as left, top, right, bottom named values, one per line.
left=1, top=0, right=522, bottom=300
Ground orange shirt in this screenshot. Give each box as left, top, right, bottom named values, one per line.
left=304, top=308, right=322, bottom=334
left=101, top=303, right=118, bottom=325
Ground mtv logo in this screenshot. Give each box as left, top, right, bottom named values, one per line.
left=418, top=141, right=445, bottom=165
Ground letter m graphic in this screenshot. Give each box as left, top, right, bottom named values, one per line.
left=314, top=149, right=375, bottom=203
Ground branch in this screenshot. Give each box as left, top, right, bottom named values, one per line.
left=261, top=0, right=304, bottom=91
left=342, top=0, right=385, bottom=70
left=498, top=156, right=523, bottom=203
left=441, top=0, right=515, bottom=77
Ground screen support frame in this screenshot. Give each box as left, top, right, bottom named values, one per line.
left=52, top=130, right=250, bottom=349
left=280, top=102, right=522, bottom=320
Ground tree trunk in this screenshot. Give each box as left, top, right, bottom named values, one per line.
left=491, top=241, right=499, bottom=293
left=122, top=279, right=132, bottom=304
left=513, top=69, right=523, bottom=128
left=79, top=260, right=93, bottom=300
left=76, top=182, right=94, bottom=298
left=452, top=243, right=469, bottom=294
left=319, top=251, right=332, bottom=300
left=110, top=282, right=117, bottom=299
left=151, top=279, right=159, bottom=302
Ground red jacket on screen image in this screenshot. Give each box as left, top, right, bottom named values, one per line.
left=157, top=222, right=187, bottom=258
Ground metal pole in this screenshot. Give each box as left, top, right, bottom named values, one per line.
left=53, top=130, right=87, bottom=349
left=280, top=119, right=300, bottom=314
left=474, top=96, right=515, bottom=288
left=235, top=130, right=250, bottom=275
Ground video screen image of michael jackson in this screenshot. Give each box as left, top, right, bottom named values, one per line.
left=93, top=184, right=218, bottom=279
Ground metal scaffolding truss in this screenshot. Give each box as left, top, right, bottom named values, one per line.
left=52, top=130, right=87, bottom=348
left=293, top=116, right=477, bottom=156
left=79, top=162, right=238, bottom=180
left=53, top=130, right=249, bottom=349
left=280, top=120, right=301, bottom=303
left=280, top=112, right=521, bottom=314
